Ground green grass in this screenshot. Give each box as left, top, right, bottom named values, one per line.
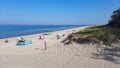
left=68, top=25, right=120, bottom=46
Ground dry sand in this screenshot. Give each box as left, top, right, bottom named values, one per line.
left=0, top=26, right=120, bottom=68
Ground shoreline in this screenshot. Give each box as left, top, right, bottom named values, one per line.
left=0, top=25, right=86, bottom=39
left=0, top=26, right=89, bottom=40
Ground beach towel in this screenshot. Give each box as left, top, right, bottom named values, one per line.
left=16, top=40, right=32, bottom=46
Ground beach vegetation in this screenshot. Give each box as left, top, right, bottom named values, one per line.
left=63, top=8, right=120, bottom=46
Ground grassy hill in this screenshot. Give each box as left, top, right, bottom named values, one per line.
left=63, top=8, right=120, bottom=46
left=66, top=25, right=120, bottom=45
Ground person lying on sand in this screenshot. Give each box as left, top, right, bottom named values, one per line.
left=62, top=34, right=65, bottom=37
left=56, top=35, right=60, bottom=39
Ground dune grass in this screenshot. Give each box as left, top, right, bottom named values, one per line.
left=68, top=25, right=120, bottom=46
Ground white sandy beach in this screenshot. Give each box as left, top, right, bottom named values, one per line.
left=0, top=26, right=120, bottom=68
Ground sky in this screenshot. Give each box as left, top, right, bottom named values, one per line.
left=0, top=0, right=120, bottom=25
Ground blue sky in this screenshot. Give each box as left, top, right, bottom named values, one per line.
left=0, top=0, right=120, bottom=25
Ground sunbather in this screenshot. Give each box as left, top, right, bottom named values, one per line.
left=56, top=35, right=60, bottom=39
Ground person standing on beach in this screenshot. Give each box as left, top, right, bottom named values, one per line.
left=39, top=34, right=45, bottom=40
left=40, top=34, right=47, bottom=50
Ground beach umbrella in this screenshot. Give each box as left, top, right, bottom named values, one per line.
left=17, top=37, right=21, bottom=40
left=48, top=32, right=52, bottom=36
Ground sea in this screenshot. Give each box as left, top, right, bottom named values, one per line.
left=0, top=25, right=86, bottom=39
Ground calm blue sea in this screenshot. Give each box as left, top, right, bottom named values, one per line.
left=0, top=25, right=86, bottom=38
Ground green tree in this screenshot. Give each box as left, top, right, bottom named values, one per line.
left=108, top=8, right=120, bottom=28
